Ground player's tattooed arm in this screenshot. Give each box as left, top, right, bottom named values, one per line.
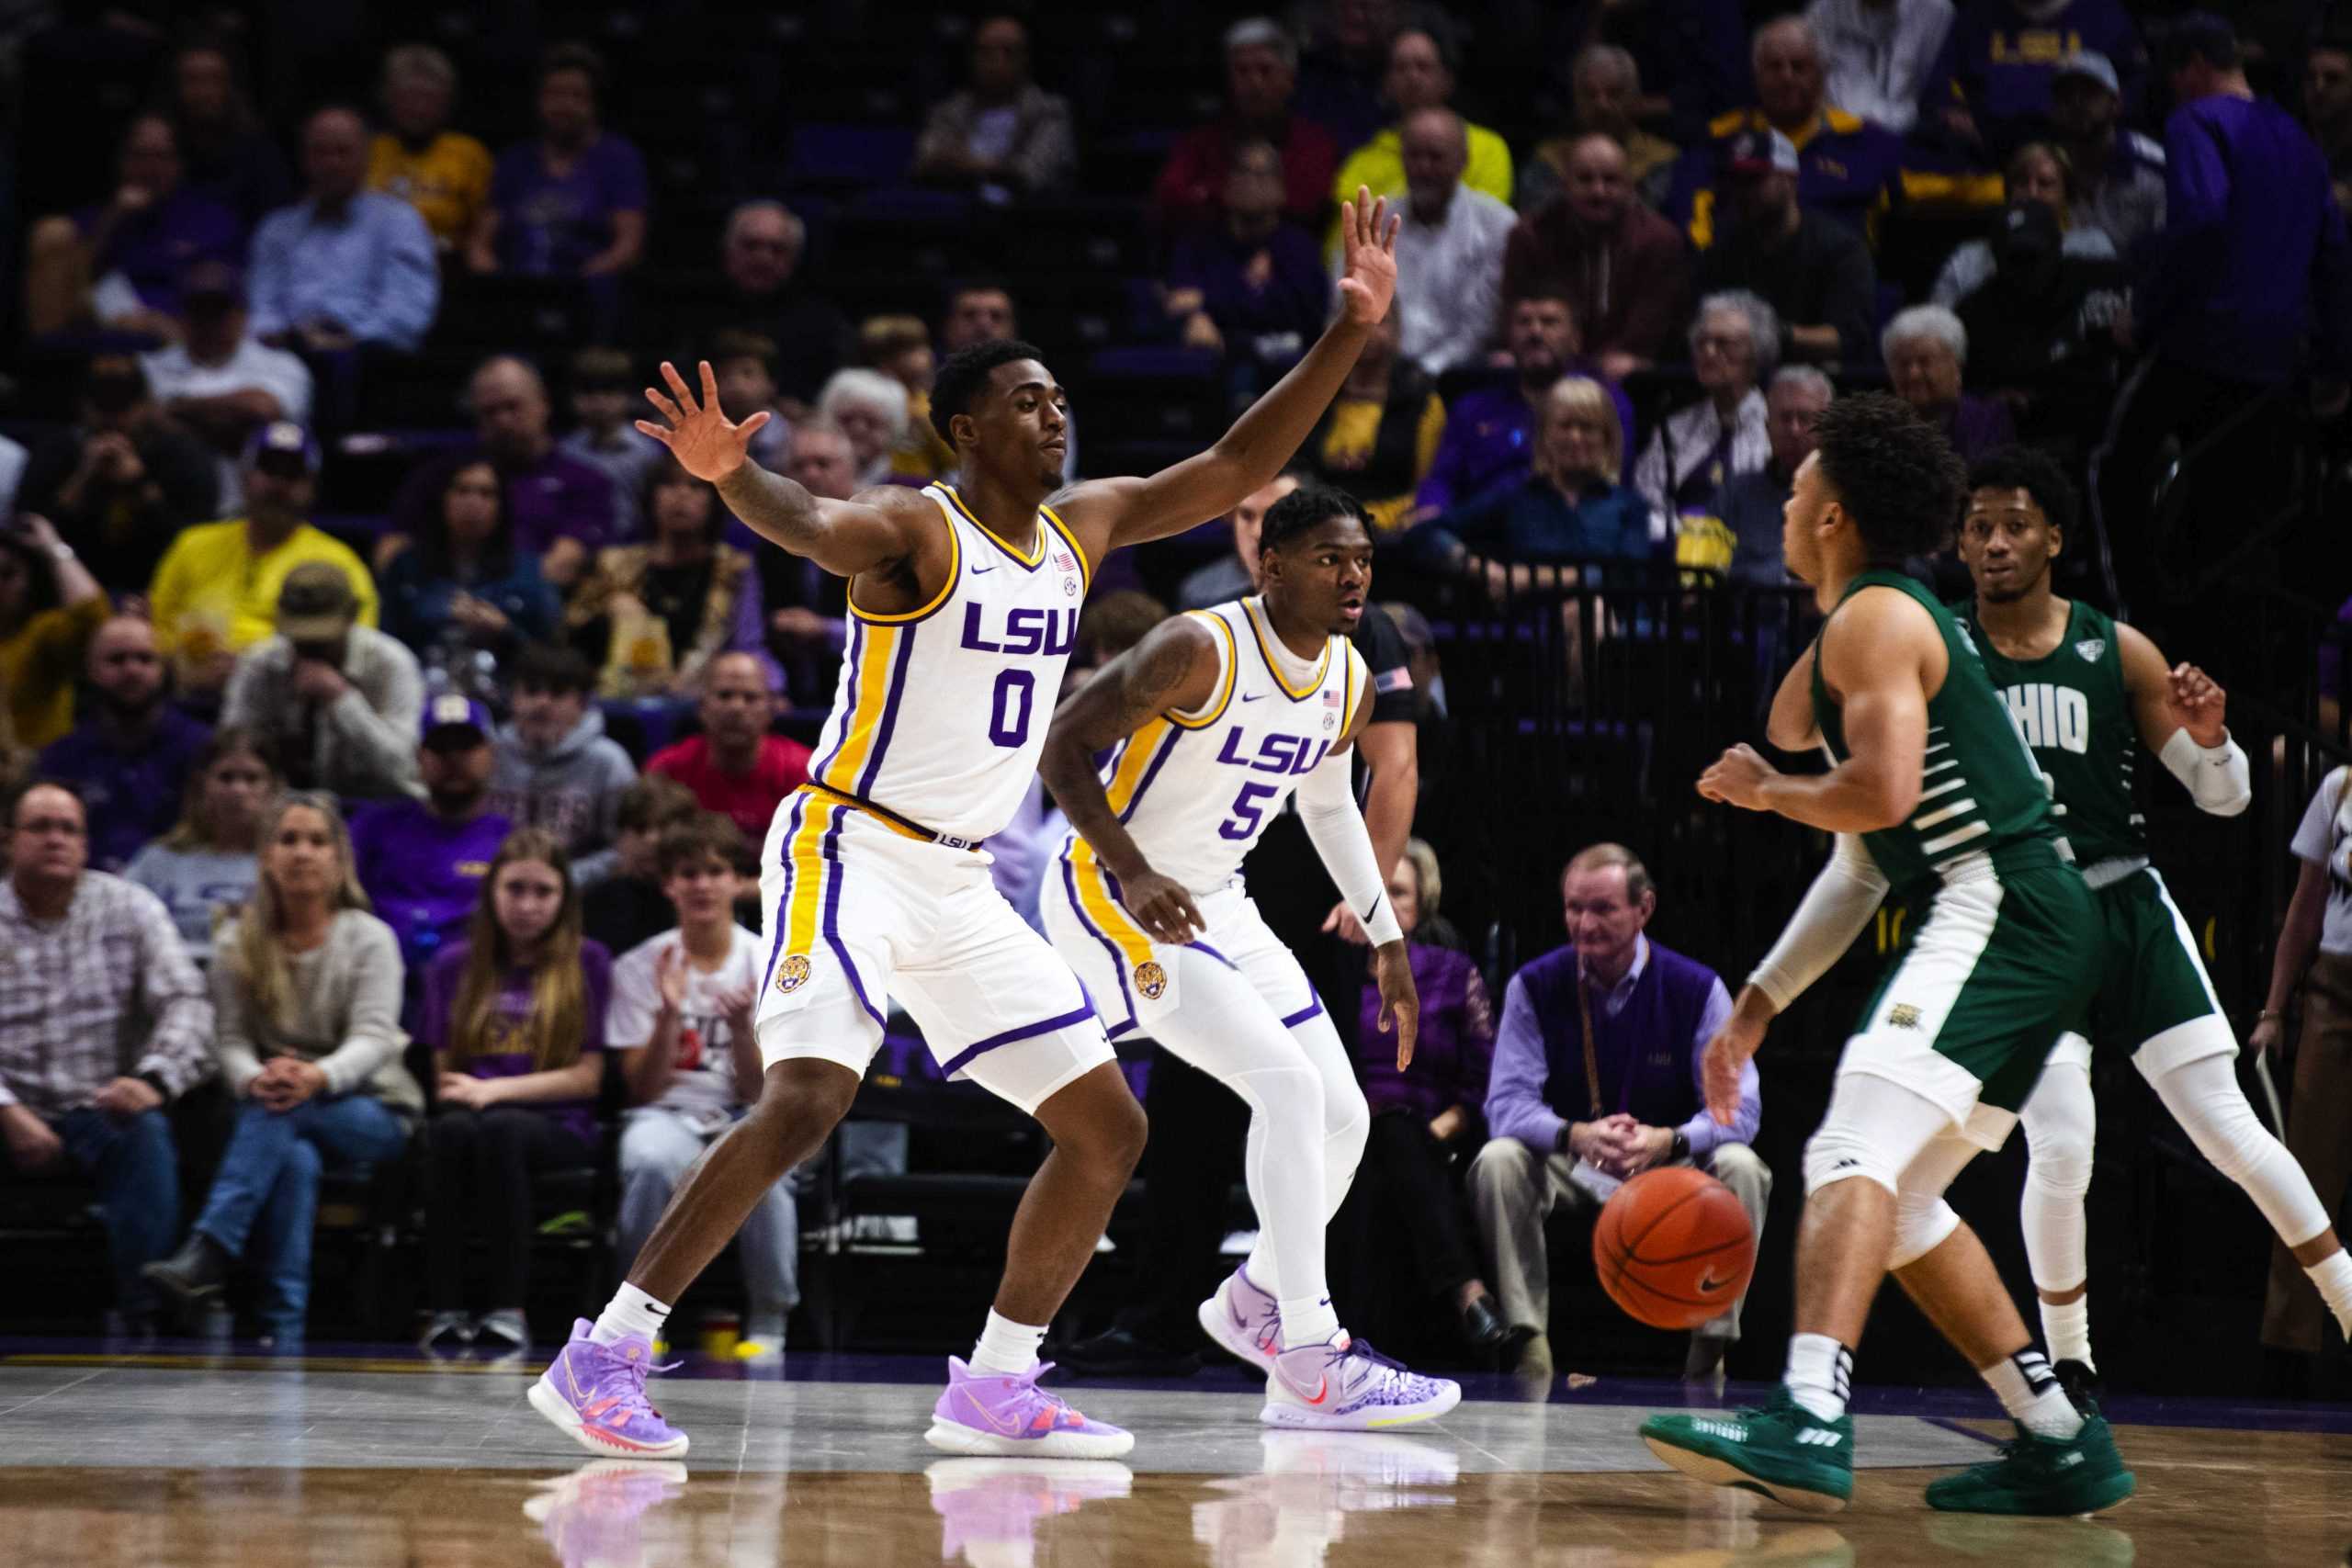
left=1037, top=616, right=1222, bottom=942
left=637, top=359, right=922, bottom=580
left=1053, top=189, right=1400, bottom=553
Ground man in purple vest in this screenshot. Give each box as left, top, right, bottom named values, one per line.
left=1470, top=843, right=1769, bottom=1390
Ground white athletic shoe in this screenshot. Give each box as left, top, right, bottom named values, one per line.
left=1197, top=1265, right=1282, bottom=1372
left=1262, top=1332, right=1461, bottom=1431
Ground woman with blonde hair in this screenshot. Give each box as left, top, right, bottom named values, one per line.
left=143, top=792, right=418, bottom=1348
left=125, top=727, right=281, bottom=963
left=1410, top=375, right=1653, bottom=596
left=420, top=828, right=613, bottom=1352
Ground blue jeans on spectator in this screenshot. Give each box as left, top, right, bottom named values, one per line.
left=618, top=1108, right=797, bottom=1317
left=54, top=1107, right=181, bottom=1320
left=193, top=1096, right=411, bottom=1339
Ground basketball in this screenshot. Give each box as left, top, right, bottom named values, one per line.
left=1593, top=1166, right=1757, bottom=1330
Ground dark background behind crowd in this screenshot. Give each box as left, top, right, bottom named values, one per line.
left=0, top=0, right=2348, bottom=1398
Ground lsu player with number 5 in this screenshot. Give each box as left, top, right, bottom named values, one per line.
left=529, top=195, right=1403, bottom=1464
left=1039, top=482, right=1458, bottom=1430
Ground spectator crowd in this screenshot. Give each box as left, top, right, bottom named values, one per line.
left=2, top=2, right=2349, bottom=1380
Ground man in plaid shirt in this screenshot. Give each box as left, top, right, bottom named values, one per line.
left=0, top=777, right=215, bottom=1329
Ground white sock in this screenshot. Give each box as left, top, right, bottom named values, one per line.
left=1782, top=1332, right=1851, bottom=1422
left=590, top=1281, right=672, bottom=1347
left=1981, top=1349, right=2083, bottom=1439
left=2038, top=1296, right=2094, bottom=1371
left=1278, top=1294, right=1340, bottom=1351
left=2304, top=1249, right=2352, bottom=1337
left=969, top=1310, right=1047, bottom=1376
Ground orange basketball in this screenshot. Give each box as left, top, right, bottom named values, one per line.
left=1592, top=1165, right=1757, bottom=1329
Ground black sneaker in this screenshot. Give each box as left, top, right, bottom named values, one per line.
left=2052, top=1359, right=2104, bottom=1415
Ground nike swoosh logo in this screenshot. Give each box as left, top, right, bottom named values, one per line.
left=970, top=565, right=997, bottom=575
left=1275, top=1368, right=1329, bottom=1404
left=1240, top=694, right=1266, bottom=703
left=1697, top=1275, right=1731, bottom=1293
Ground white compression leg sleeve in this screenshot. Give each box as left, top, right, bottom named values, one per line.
left=1803, top=1068, right=1968, bottom=1200
left=1242, top=1003, right=1369, bottom=1302
left=1149, top=949, right=1349, bottom=1317
left=2144, top=1052, right=2333, bottom=1250
left=2018, top=1055, right=2096, bottom=1295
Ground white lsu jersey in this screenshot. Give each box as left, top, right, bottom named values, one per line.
left=803, top=481, right=1091, bottom=843
left=1058, top=596, right=1369, bottom=906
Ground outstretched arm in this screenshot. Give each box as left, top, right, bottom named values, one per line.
left=1699, top=589, right=1934, bottom=832
left=638, top=360, right=924, bottom=581
left=2120, top=622, right=2250, bottom=817
left=1055, top=189, right=1401, bottom=551
left=1036, top=615, right=1222, bottom=942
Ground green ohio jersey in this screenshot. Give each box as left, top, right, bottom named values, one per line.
left=1959, top=597, right=2145, bottom=869
left=1811, top=570, right=2064, bottom=896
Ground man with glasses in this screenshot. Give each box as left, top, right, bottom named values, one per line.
left=0, top=778, right=215, bottom=1338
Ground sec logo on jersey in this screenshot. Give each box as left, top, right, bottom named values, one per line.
left=775, top=955, right=813, bottom=995
left=1134, top=961, right=1168, bottom=1000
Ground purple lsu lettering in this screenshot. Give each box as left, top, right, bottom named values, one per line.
left=1215, top=727, right=1332, bottom=776
left=958, top=603, right=1079, bottom=657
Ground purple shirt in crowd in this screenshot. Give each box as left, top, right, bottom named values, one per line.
left=421, top=938, right=612, bottom=1145
left=491, top=134, right=649, bottom=276
left=1938, top=393, right=2017, bottom=465
left=2139, top=92, right=2352, bottom=387
left=394, top=446, right=616, bottom=558
left=1483, top=935, right=1758, bottom=1159
left=1357, top=942, right=1496, bottom=1124
left=39, top=710, right=214, bottom=873
left=74, top=188, right=243, bottom=317
left=349, top=799, right=514, bottom=973
left=1413, top=376, right=1636, bottom=517
left=1165, top=222, right=1332, bottom=347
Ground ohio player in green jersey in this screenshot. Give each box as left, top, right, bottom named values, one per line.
left=1955, top=447, right=2352, bottom=1400
left=1640, top=395, right=2132, bottom=1517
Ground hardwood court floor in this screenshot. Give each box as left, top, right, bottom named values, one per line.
left=0, top=1351, right=2345, bottom=1566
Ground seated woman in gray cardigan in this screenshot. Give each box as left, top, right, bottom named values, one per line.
left=144, top=791, right=421, bottom=1348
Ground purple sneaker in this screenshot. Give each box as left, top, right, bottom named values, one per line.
left=924, top=1358, right=1136, bottom=1459
left=1197, top=1264, right=1281, bottom=1372
left=528, top=1318, right=690, bottom=1459
left=1263, top=1333, right=1461, bottom=1431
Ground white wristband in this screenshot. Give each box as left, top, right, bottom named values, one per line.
left=2159, top=728, right=2251, bottom=818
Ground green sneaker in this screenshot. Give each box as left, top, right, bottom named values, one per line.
left=1639, top=1386, right=1855, bottom=1513
left=1924, top=1414, right=2136, bottom=1516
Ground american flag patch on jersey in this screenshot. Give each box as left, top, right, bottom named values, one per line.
left=1324, top=686, right=1342, bottom=706
left=1374, top=668, right=1414, bottom=693
left=1054, top=551, right=1076, bottom=573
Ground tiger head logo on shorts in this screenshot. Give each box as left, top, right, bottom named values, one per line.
left=1134, top=961, right=1167, bottom=1000
left=775, top=955, right=813, bottom=995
